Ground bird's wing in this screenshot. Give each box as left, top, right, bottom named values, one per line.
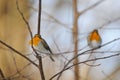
left=41, top=39, right=53, bottom=54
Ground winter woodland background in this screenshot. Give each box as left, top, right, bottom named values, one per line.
left=0, top=0, right=120, bottom=80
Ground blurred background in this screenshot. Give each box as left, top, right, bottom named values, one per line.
left=0, top=0, right=120, bottom=80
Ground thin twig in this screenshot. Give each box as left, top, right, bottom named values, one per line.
left=43, top=11, right=71, bottom=29
left=0, top=68, right=5, bottom=80
left=53, top=38, right=74, bottom=80
left=63, top=52, right=120, bottom=75
left=8, top=60, right=37, bottom=79
left=16, top=0, right=33, bottom=38
left=37, top=0, right=45, bottom=80
left=0, top=40, right=38, bottom=68
left=103, top=66, right=120, bottom=80
left=79, top=0, right=107, bottom=16
left=99, top=17, right=120, bottom=29
left=38, top=57, right=45, bottom=80
left=11, top=52, right=30, bottom=80
left=50, top=52, right=120, bottom=80
left=16, top=1, right=44, bottom=76
left=16, top=0, right=38, bottom=56
left=50, top=37, right=120, bottom=80
left=37, top=0, right=41, bottom=34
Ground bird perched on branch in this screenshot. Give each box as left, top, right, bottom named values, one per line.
left=87, top=29, right=102, bottom=48
left=29, top=34, right=55, bottom=62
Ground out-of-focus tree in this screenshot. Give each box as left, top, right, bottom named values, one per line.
left=0, top=0, right=30, bottom=80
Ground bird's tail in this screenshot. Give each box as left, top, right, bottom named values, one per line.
left=49, top=55, right=55, bottom=62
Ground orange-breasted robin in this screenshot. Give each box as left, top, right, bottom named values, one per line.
left=29, top=34, right=55, bottom=62
left=87, top=29, right=102, bottom=48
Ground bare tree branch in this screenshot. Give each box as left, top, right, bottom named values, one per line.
left=99, top=17, right=120, bottom=29
left=50, top=52, right=120, bottom=80
left=16, top=0, right=33, bottom=38
left=16, top=0, right=45, bottom=79
left=50, top=37, right=120, bottom=80
left=79, top=0, right=107, bottom=16
left=37, top=0, right=45, bottom=80
left=0, top=40, right=38, bottom=68
left=43, top=11, right=71, bottom=29
left=16, top=0, right=38, bottom=56
left=37, top=0, right=41, bottom=35
left=72, top=0, right=80, bottom=80
left=0, top=68, right=5, bottom=80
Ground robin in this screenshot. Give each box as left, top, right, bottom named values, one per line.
left=87, top=29, right=102, bottom=48
left=29, top=34, right=55, bottom=62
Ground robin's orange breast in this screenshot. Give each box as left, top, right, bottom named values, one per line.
left=89, top=31, right=101, bottom=41
left=29, top=36, right=42, bottom=46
